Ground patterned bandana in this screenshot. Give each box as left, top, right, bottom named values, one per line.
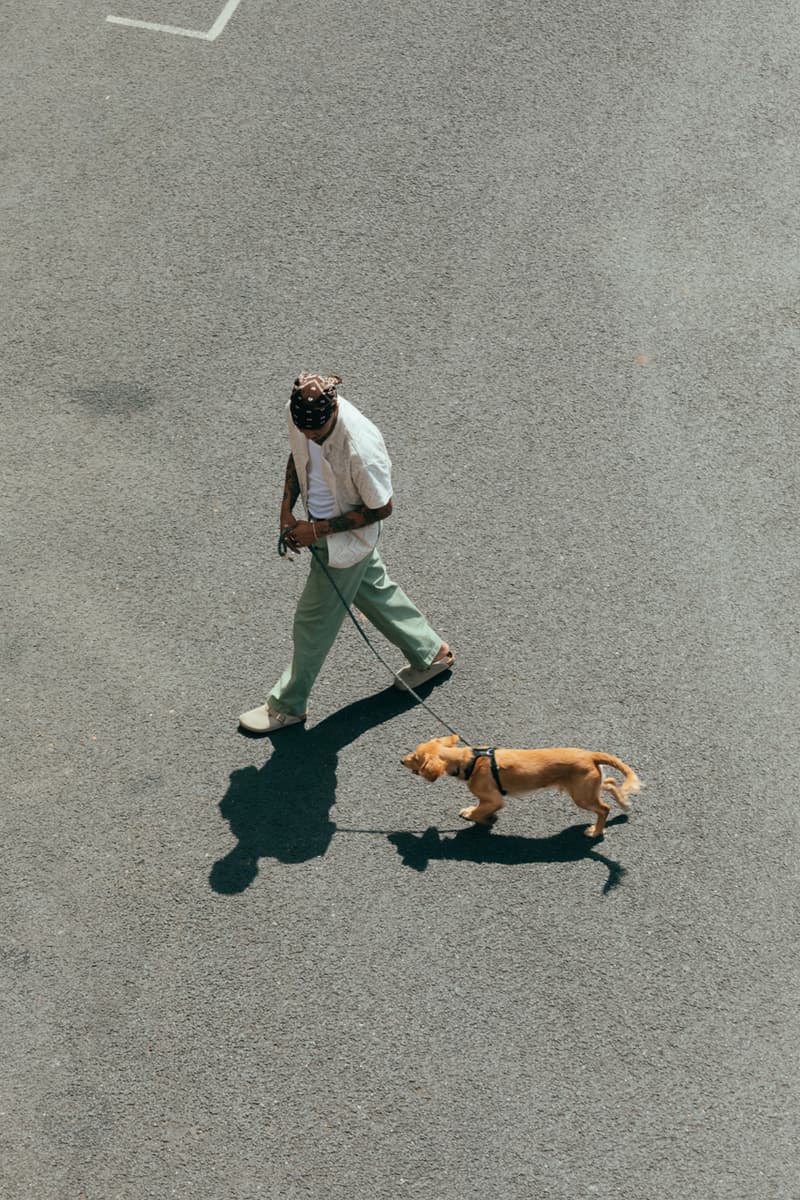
left=290, top=371, right=343, bottom=430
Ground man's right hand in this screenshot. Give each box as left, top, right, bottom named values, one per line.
left=280, top=512, right=299, bottom=553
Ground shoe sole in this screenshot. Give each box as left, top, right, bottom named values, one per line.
left=238, top=712, right=307, bottom=734
left=393, top=655, right=454, bottom=691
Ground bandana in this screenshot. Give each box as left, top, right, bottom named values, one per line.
left=290, top=371, right=343, bottom=430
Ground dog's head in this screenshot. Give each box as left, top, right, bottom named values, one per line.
left=401, top=734, right=459, bottom=782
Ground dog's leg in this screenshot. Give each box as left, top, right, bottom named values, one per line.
left=571, top=771, right=611, bottom=838
left=601, top=776, right=630, bottom=811
left=459, top=775, right=505, bottom=826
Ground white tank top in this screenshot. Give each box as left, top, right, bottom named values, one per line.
left=306, top=439, right=337, bottom=519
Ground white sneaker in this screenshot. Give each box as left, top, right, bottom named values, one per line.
left=393, top=650, right=454, bottom=691
left=238, top=705, right=307, bottom=733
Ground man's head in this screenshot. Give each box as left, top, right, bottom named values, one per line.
left=290, top=371, right=342, bottom=441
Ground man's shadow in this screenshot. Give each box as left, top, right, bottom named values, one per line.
left=387, top=816, right=629, bottom=894
left=210, top=683, right=434, bottom=894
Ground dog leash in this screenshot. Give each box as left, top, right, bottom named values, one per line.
left=278, top=528, right=467, bottom=743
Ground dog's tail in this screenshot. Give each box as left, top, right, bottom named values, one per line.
left=593, top=753, right=642, bottom=806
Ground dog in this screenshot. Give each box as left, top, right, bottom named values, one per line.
left=401, top=734, right=641, bottom=837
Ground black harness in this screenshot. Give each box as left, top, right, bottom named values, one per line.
left=454, top=747, right=507, bottom=796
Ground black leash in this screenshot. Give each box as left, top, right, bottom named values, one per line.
left=278, top=529, right=466, bottom=743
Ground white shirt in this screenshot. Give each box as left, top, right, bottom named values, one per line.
left=306, top=440, right=337, bottom=520
left=287, top=395, right=393, bottom=568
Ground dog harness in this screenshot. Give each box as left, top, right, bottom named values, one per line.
left=455, top=747, right=508, bottom=796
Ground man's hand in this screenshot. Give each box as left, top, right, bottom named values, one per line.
left=288, top=521, right=319, bottom=550
left=280, top=517, right=318, bottom=553
left=279, top=511, right=299, bottom=553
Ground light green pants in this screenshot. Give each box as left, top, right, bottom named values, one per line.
left=269, top=541, right=442, bottom=716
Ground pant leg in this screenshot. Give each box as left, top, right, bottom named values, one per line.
left=353, top=550, right=442, bottom=670
left=268, top=544, right=370, bottom=715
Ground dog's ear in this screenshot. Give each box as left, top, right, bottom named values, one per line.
left=442, top=733, right=460, bottom=746
left=420, top=754, right=446, bottom=782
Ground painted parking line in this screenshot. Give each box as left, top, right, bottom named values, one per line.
left=106, top=0, right=244, bottom=41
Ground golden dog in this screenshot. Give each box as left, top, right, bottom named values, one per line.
left=401, top=734, right=641, bottom=837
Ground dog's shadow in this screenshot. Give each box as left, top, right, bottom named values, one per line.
left=210, top=681, right=629, bottom=897
left=387, top=816, right=629, bottom=894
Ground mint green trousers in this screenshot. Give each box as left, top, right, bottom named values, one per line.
left=268, top=541, right=442, bottom=716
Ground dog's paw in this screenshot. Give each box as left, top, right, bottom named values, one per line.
left=459, top=806, right=497, bottom=827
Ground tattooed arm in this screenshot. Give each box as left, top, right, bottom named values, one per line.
left=284, top=497, right=393, bottom=551
left=321, top=498, right=393, bottom=536
left=280, top=455, right=301, bottom=526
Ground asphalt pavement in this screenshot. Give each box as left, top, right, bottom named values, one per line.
left=2, top=2, right=798, bottom=1197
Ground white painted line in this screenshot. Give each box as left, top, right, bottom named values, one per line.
left=106, top=16, right=211, bottom=39
left=106, top=0, right=244, bottom=41
left=206, top=0, right=244, bottom=40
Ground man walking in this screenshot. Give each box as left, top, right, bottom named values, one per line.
left=239, top=371, right=453, bottom=733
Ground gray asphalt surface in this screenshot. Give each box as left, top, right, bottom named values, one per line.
left=2, top=2, right=799, bottom=1197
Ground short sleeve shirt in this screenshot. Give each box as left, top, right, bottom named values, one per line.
left=287, top=395, right=393, bottom=568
